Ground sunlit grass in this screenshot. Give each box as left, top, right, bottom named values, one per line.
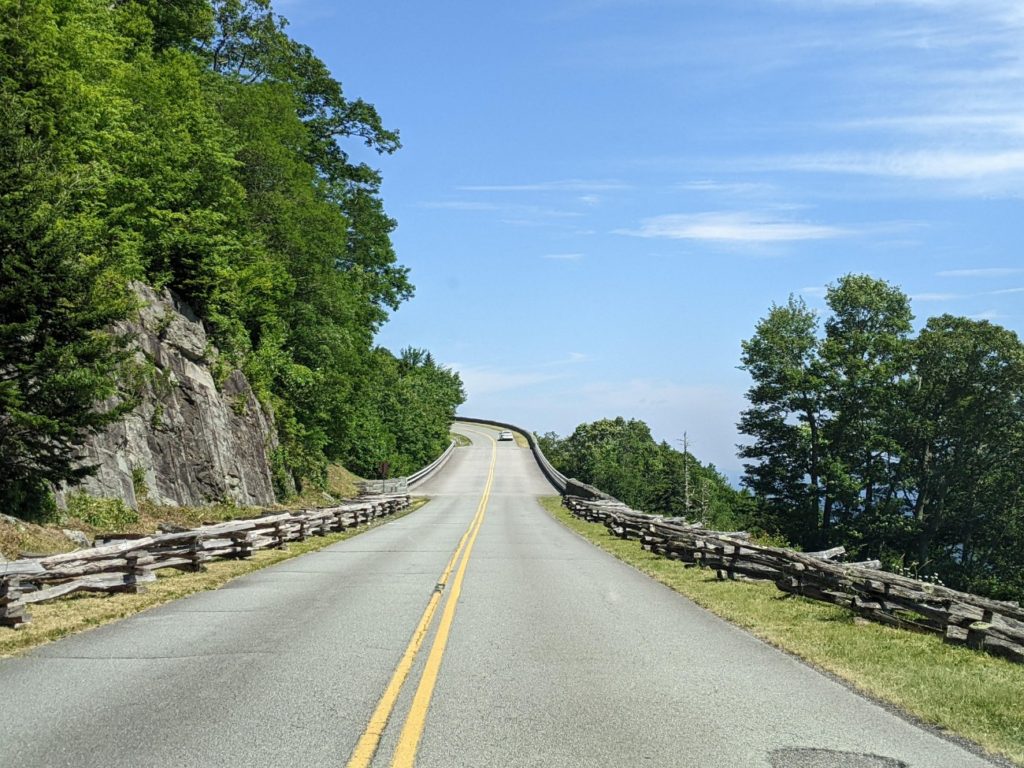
left=540, top=495, right=1024, bottom=766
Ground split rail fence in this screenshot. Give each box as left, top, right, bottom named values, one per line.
left=0, top=493, right=409, bottom=629
left=564, top=495, right=1024, bottom=664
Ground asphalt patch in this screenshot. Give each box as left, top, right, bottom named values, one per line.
left=770, top=747, right=910, bottom=768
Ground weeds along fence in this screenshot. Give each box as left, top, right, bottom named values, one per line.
left=0, top=493, right=410, bottom=630
left=563, top=495, right=1024, bottom=665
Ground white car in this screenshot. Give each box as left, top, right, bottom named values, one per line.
left=498, top=430, right=514, bottom=442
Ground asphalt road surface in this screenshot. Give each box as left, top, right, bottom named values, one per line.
left=0, top=423, right=1000, bottom=767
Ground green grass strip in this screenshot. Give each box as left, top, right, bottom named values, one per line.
left=540, top=496, right=1024, bottom=766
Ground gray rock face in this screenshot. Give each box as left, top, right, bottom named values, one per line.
left=64, top=284, right=277, bottom=509
left=62, top=529, right=92, bottom=549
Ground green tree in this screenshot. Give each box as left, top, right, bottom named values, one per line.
left=543, top=417, right=749, bottom=529
left=0, top=0, right=136, bottom=516
left=0, top=0, right=464, bottom=515
left=820, top=275, right=913, bottom=554
left=898, top=316, right=1024, bottom=591
left=738, top=296, right=826, bottom=546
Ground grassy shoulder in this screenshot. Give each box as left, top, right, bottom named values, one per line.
left=539, top=495, right=1024, bottom=766
left=0, top=464, right=365, bottom=561
left=0, top=498, right=429, bottom=658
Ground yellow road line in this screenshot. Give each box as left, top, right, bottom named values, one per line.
left=345, top=434, right=496, bottom=768
left=391, top=438, right=496, bottom=768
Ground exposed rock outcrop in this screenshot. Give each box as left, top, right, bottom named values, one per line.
left=63, top=284, right=277, bottom=509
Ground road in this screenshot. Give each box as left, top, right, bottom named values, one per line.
left=0, top=423, right=999, bottom=767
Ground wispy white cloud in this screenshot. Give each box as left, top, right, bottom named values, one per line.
left=838, top=113, right=1024, bottom=138
left=787, top=0, right=1024, bottom=23
left=459, top=179, right=629, bottom=193
left=616, top=212, right=850, bottom=243
left=800, top=285, right=827, bottom=296
left=761, top=150, right=1024, bottom=180
left=677, top=180, right=777, bottom=196
left=537, top=352, right=591, bottom=367
left=420, top=201, right=502, bottom=212
left=453, top=352, right=591, bottom=395
left=969, top=309, right=1005, bottom=321
left=420, top=200, right=585, bottom=223
left=542, top=253, right=585, bottom=260
left=938, top=267, right=1024, bottom=277
left=451, top=365, right=566, bottom=396
left=992, top=286, right=1024, bottom=295
left=910, top=292, right=963, bottom=301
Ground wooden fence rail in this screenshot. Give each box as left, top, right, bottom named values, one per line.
left=0, top=493, right=410, bottom=629
left=563, top=495, right=1024, bottom=664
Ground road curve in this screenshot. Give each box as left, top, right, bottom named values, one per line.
left=0, top=423, right=999, bottom=767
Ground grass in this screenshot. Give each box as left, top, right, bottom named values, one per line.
left=539, top=495, right=1024, bottom=766
left=0, top=498, right=429, bottom=658
left=0, top=518, right=77, bottom=560
left=0, top=464, right=367, bottom=562
left=450, top=432, right=473, bottom=447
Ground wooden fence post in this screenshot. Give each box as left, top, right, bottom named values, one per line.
left=0, top=578, right=29, bottom=629
left=187, top=536, right=206, bottom=572
left=123, top=552, right=146, bottom=594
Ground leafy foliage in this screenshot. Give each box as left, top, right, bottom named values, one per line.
left=739, top=274, right=1024, bottom=600
left=539, top=417, right=754, bottom=531
left=0, top=0, right=463, bottom=516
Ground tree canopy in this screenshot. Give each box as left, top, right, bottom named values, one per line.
left=0, top=0, right=463, bottom=516
left=539, top=417, right=754, bottom=532
left=739, top=274, right=1024, bottom=601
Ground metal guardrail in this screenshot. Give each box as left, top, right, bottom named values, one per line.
left=358, top=439, right=458, bottom=495
left=408, top=439, right=457, bottom=489
left=454, top=417, right=568, bottom=492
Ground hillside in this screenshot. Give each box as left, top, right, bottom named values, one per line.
left=0, top=0, right=462, bottom=519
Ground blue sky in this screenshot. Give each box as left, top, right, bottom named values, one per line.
left=278, top=0, right=1023, bottom=480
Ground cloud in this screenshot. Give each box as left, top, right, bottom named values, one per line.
left=800, top=285, right=827, bottom=296
left=677, top=180, right=777, bottom=196
left=452, top=353, right=591, bottom=396
left=537, top=352, right=591, bottom=367
left=838, top=113, right=1024, bottom=138
left=938, top=267, right=1024, bottom=277
left=420, top=201, right=502, bottom=211
left=458, top=179, right=629, bottom=193
left=762, top=150, right=1024, bottom=180
left=420, top=200, right=585, bottom=224
left=992, top=287, right=1024, bottom=295
left=542, top=253, right=584, bottom=260
left=910, top=292, right=963, bottom=301
left=451, top=365, right=566, bottom=396
left=616, top=212, right=850, bottom=243
left=969, top=309, right=1005, bottom=321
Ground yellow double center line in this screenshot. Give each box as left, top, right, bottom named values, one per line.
left=346, top=433, right=496, bottom=768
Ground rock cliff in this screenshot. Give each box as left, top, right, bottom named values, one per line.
left=63, top=284, right=277, bottom=509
